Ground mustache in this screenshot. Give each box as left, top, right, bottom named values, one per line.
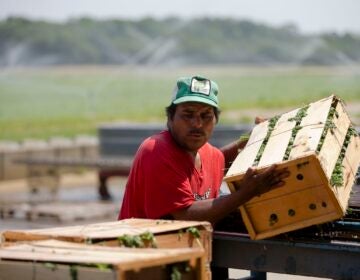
left=188, top=129, right=205, bottom=135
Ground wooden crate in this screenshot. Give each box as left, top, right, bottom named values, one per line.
left=1, top=219, right=211, bottom=251
left=224, top=95, right=360, bottom=240
left=0, top=239, right=206, bottom=280
left=1, top=219, right=212, bottom=276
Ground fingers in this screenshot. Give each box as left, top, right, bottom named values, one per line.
left=250, top=165, right=290, bottom=181
left=267, top=168, right=290, bottom=188
left=244, top=167, right=258, bottom=181
left=255, top=116, right=267, bottom=124
left=278, top=169, right=290, bottom=180
left=244, top=164, right=290, bottom=197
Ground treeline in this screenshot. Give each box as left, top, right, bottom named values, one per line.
left=1, top=16, right=360, bottom=66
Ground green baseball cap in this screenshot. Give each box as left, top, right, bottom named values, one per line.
left=171, top=76, right=219, bottom=108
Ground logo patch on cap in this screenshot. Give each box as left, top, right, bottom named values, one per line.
left=191, top=77, right=211, bottom=96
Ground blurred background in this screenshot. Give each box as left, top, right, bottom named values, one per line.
left=1, top=0, right=360, bottom=141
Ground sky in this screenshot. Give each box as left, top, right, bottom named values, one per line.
left=0, top=0, right=360, bottom=34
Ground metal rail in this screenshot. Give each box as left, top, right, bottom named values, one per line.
left=212, top=184, right=360, bottom=279
left=212, top=230, right=360, bottom=280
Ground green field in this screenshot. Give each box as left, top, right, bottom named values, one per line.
left=1, top=65, right=360, bottom=141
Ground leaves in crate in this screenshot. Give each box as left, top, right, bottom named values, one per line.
left=331, top=161, right=344, bottom=187
left=283, top=105, right=309, bottom=160
left=186, top=227, right=202, bottom=247
left=287, top=105, right=308, bottom=123
left=177, top=229, right=184, bottom=240
left=253, top=115, right=280, bottom=166
left=171, top=265, right=182, bottom=280
left=169, top=262, right=192, bottom=280
left=117, top=231, right=157, bottom=248
left=316, top=99, right=339, bottom=153
left=186, top=227, right=201, bottom=239
left=239, top=133, right=250, bottom=142
left=330, top=125, right=358, bottom=187
left=94, top=263, right=112, bottom=271
left=139, top=231, right=157, bottom=248
left=69, top=265, right=78, bottom=280
left=85, top=237, right=92, bottom=244
left=118, top=234, right=143, bottom=248
left=44, top=262, right=57, bottom=271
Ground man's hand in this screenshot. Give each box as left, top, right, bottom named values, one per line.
left=171, top=164, right=290, bottom=224
left=255, top=116, right=267, bottom=124
left=235, top=165, right=290, bottom=200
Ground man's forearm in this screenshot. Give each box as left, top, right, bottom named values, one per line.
left=171, top=164, right=289, bottom=224
left=171, top=186, right=252, bottom=224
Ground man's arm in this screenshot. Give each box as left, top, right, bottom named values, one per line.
left=171, top=165, right=289, bottom=224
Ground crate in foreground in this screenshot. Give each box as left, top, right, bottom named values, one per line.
left=0, top=239, right=205, bottom=280
left=1, top=219, right=211, bottom=253
left=1, top=218, right=212, bottom=276
left=224, top=95, right=360, bottom=240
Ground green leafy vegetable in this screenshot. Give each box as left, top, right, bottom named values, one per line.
left=118, top=231, right=157, bottom=248
left=330, top=126, right=358, bottom=187
left=253, top=115, right=280, bottom=166
left=283, top=105, right=309, bottom=160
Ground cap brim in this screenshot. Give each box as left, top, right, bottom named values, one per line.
left=173, top=96, right=218, bottom=108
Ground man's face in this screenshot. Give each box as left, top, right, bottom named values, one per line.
left=168, top=102, right=216, bottom=154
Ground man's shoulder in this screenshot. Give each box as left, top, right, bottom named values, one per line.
left=136, top=130, right=187, bottom=166
left=139, top=130, right=173, bottom=152
left=202, top=141, right=221, bottom=152
left=142, top=130, right=170, bottom=144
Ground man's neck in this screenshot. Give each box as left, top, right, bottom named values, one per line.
left=191, top=152, right=201, bottom=171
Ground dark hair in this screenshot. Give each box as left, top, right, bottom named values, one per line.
left=165, top=103, right=220, bottom=123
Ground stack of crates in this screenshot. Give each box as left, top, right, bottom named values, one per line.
left=1, top=219, right=212, bottom=279
left=224, top=95, right=360, bottom=240
left=0, top=239, right=205, bottom=280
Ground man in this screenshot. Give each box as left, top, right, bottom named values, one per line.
left=119, top=75, right=289, bottom=279
left=119, top=75, right=289, bottom=223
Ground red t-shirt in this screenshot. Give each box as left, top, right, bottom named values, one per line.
left=119, top=130, right=225, bottom=219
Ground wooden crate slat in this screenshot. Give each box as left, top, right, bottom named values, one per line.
left=342, top=135, right=360, bottom=177
left=2, top=219, right=211, bottom=242
left=226, top=121, right=269, bottom=176
left=288, top=124, right=323, bottom=160
left=258, top=108, right=299, bottom=167
left=317, top=102, right=351, bottom=179
left=253, top=211, right=342, bottom=240
left=103, top=229, right=212, bottom=262
left=289, top=95, right=333, bottom=159
left=0, top=240, right=204, bottom=269
left=332, top=135, right=360, bottom=212
left=0, top=240, right=205, bottom=280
